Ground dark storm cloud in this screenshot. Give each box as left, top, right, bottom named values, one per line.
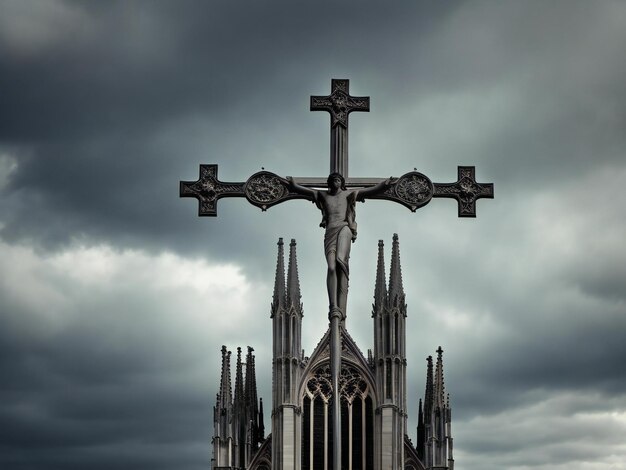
left=1, top=1, right=626, bottom=469
left=0, top=241, right=266, bottom=470
left=0, top=0, right=453, bottom=142
left=0, top=0, right=461, bottom=259
left=2, top=0, right=623, bottom=265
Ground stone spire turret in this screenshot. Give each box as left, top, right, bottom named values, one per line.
left=258, top=397, right=265, bottom=442
left=244, top=347, right=260, bottom=464
left=434, top=346, right=445, bottom=409
left=271, top=237, right=303, bottom=470
left=271, top=238, right=286, bottom=316
left=211, top=344, right=265, bottom=470
left=219, top=345, right=232, bottom=414
left=422, top=348, right=454, bottom=470
left=388, top=233, right=406, bottom=309
left=373, top=235, right=408, bottom=470
left=373, top=239, right=387, bottom=315
left=212, top=346, right=234, bottom=469
left=417, top=398, right=425, bottom=461
left=424, top=355, right=434, bottom=424
left=233, top=347, right=246, bottom=469
left=286, top=239, right=302, bottom=316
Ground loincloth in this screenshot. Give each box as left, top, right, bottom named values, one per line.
left=324, top=222, right=352, bottom=277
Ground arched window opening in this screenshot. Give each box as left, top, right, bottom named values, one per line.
left=301, top=365, right=374, bottom=470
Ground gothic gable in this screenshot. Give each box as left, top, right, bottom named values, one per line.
left=299, top=327, right=377, bottom=404
left=247, top=435, right=272, bottom=470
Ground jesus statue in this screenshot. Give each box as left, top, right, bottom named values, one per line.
left=287, top=173, right=392, bottom=320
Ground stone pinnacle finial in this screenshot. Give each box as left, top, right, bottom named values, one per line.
left=435, top=346, right=445, bottom=409
left=218, top=345, right=232, bottom=409
left=424, top=355, right=434, bottom=423
left=373, top=239, right=387, bottom=315
left=272, top=238, right=286, bottom=315
left=234, top=346, right=244, bottom=410
left=244, top=347, right=258, bottom=413
left=258, top=397, right=265, bottom=440
left=417, top=397, right=425, bottom=459
left=287, top=238, right=302, bottom=315
left=388, top=233, right=405, bottom=308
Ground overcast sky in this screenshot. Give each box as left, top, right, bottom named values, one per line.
left=1, top=1, right=625, bottom=469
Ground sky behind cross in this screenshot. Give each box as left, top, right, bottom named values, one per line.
left=0, top=1, right=625, bottom=470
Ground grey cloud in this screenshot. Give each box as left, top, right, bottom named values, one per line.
left=1, top=1, right=626, bottom=469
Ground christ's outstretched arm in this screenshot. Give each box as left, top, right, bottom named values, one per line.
left=286, top=176, right=318, bottom=201
left=356, top=177, right=393, bottom=200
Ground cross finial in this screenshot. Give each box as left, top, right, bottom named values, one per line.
left=310, top=79, right=370, bottom=177
left=310, top=79, right=370, bottom=128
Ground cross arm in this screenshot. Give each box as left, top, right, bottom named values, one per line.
left=180, top=165, right=493, bottom=217
left=361, top=166, right=493, bottom=217
left=180, top=164, right=317, bottom=216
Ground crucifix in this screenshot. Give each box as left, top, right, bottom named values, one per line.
left=180, top=79, right=493, bottom=470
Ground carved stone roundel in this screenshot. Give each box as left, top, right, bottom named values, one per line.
left=244, top=171, right=285, bottom=206
left=394, top=171, right=433, bottom=208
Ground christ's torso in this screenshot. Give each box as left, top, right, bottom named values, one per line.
left=319, top=189, right=353, bottom=226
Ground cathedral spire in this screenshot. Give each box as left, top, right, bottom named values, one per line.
left=287, top=238, right=302, bottom=315
left=434, top=346, right=446, bottom=409
left=417, top=398, right=425, bottom=460
left=233, top=347, right=245, bottom=468
left=388, top=233, right=405, bottom=308
left=218, top=345, right=232, bottom=409
left=271, top=238, right=286, bottom=315
left=373, top=239, right=387, bottom=315
left=258, top=397, right=265, bottom=441
left=244, top=346, right=260, bottom=458
left=245, top=347, right=259, bottom=418
left=212, top=346, right=233, bottom=468
left=234, top=347, right=244, bottom=409
left=424, top=354, right=434, bottom=423
left=422, top=347, right=454, bottom=469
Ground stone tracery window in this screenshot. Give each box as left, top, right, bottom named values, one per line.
left=302, top=364, right=373, bottom=470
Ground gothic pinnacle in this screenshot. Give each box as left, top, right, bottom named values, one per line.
left=417, top=397, right=425, bottom=459
left=234, top=347, right=244, bottom=411
left=218, top=346, right=232, bottom=409
left=245, top=346, right=258, bottom=408
left=435, top=346, right=446, bottom=409
left=424, top=355, right=434, bottom=423
left=271, top=238, right=286, bottom=316
left=287, top=238, right=302, bottom=315
left=258, top=397, right=265, bottom=441
left=373, top=239, right=387, bottom=315
left=388, top=233, right=405, bottom=308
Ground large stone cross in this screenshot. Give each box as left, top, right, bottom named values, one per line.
left=180, top=79, right=493, bottom=470
left=180, top=79, right=493, bottom=218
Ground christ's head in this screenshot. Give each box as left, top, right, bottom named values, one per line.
left=327, top=172, right=346, bottom=191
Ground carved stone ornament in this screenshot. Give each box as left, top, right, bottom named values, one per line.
left=394, top=172, right=434, bottom=210
left=367, top=171, right=434, bottom=212
left=305, top=364, right=370, bottom=404
left=433, top=166, right=494, bottom=217
left=244, top=171, right=287, bottom=210
left=310, top=79, right=370, bottom=128
left=179, top=164, right=244, bottom=216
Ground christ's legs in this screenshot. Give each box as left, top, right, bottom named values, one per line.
left=336, top=226, right=353, bottom=320
left=325, top=226, right=353, bottom=318
left=326, top=251, right=338, bottom=312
